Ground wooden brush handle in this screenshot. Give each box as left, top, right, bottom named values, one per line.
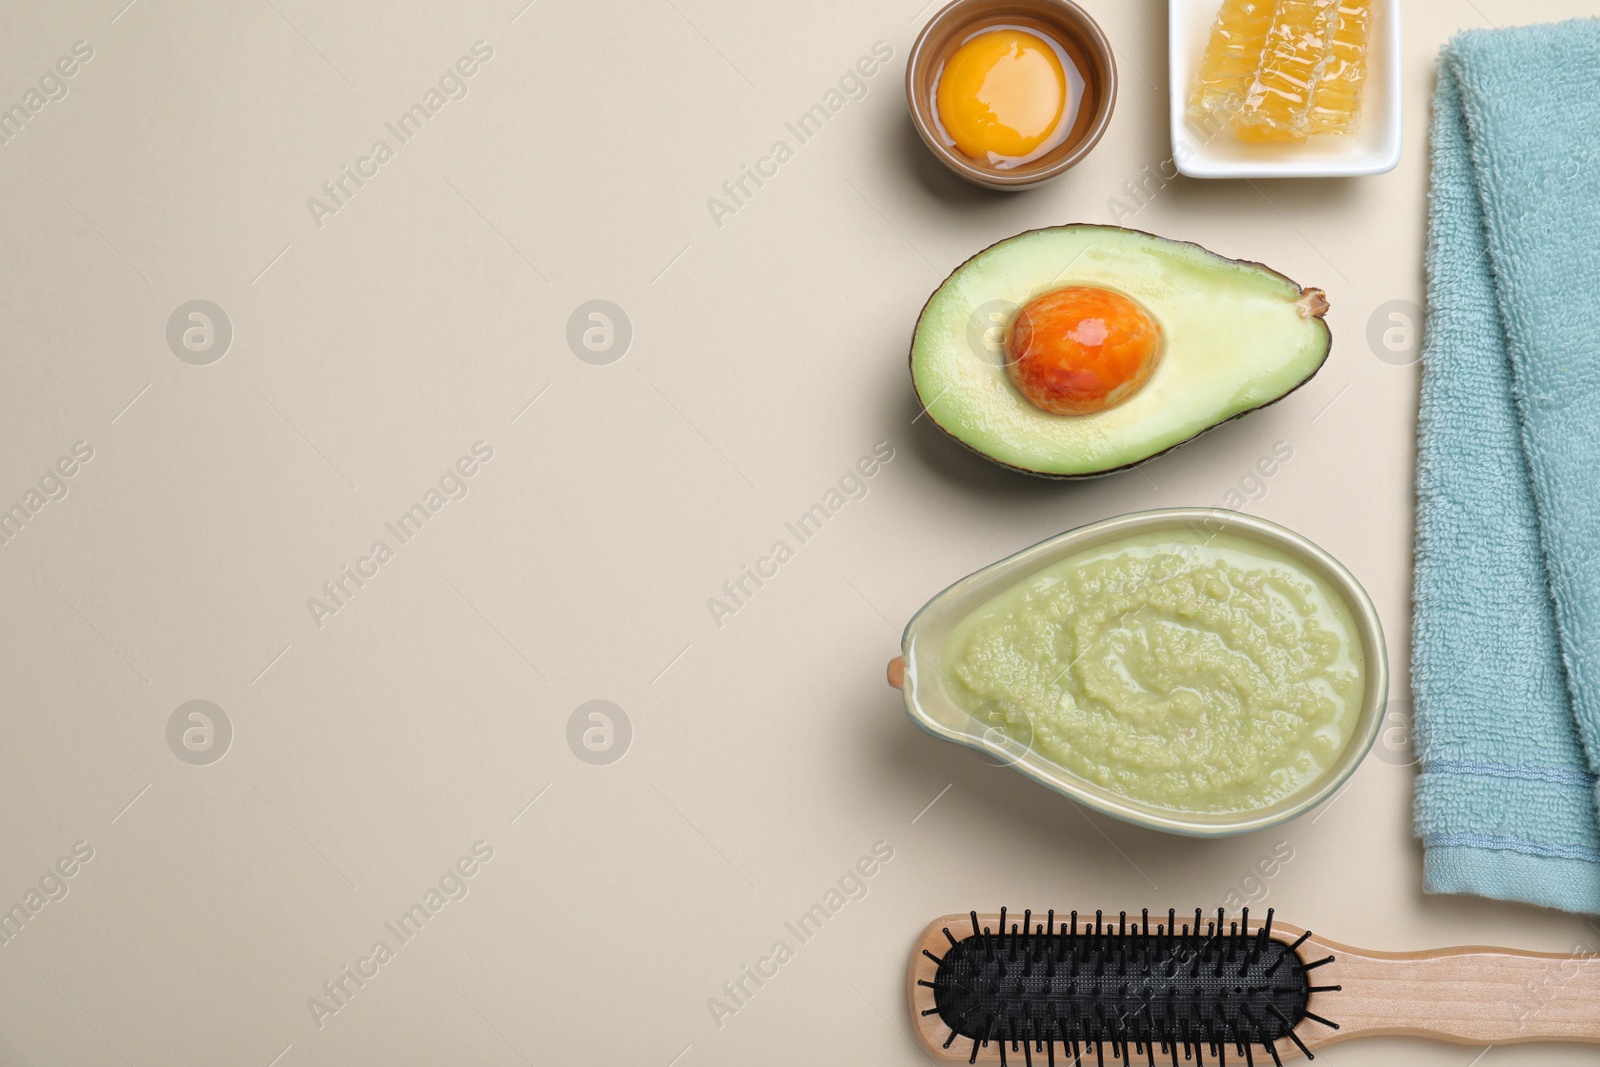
left=1302, top=929, right=1600, bottom=1051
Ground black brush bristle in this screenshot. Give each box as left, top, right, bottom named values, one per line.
left=930, top=909, right=1334, bottom=1061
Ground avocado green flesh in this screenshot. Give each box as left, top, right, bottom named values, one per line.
left=911, top=226, right=1330, bottom=477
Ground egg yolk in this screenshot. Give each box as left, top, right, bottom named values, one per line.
left=936, top=29, right=1068, bottom=161
left=1005, top=287, right=1163, bottom=415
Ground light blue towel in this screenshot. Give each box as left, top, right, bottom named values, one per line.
left=1413, top=18, right=1600, bottom=915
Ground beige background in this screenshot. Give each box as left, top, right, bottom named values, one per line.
left=0, top=0, right=1595, bottom=1064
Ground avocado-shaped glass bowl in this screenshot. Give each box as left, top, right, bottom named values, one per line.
left=888, top=508, right=1388, bottom=837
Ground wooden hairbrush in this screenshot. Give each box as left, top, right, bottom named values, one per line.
left=908, top=908, right=1600, bottom=1064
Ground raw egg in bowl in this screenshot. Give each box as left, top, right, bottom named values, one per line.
left=908, top=0, right=1118, bottom=189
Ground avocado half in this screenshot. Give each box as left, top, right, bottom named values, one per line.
left=910, top=225, right=1331, bottom=478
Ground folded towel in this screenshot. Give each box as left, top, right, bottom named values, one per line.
left=1413, top=18, right=1600, bottom=915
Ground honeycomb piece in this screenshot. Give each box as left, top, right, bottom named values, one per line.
left=1186, top=0, right=1280, bottom=133
left=1233, top=0, right=1339, bottom=143
left=1307, top=0, right=1372, bottom=134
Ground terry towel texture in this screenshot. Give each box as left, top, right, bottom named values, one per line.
left=1414, top=18, right=1600, bottom=915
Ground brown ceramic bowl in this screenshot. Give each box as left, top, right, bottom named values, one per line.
left=906, top=0, right=1117, bottom=190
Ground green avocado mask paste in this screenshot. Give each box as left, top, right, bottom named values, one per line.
left=941, top=530, right=1365, bottom=813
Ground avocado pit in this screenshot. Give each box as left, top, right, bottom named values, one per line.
left=1005, top=285, right=1163, bottom=415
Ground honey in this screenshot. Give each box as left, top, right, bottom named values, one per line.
left=1235, top=0, right=1337, bottom=141
left=1187, top=0, right=1277, bottom=131
left=1188, top=0, right=1373, bottom=143
left=1307, top=0, right=1373, bottom=134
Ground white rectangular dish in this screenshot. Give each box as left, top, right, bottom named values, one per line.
left=1168, top=0, right=1402, bottom=178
